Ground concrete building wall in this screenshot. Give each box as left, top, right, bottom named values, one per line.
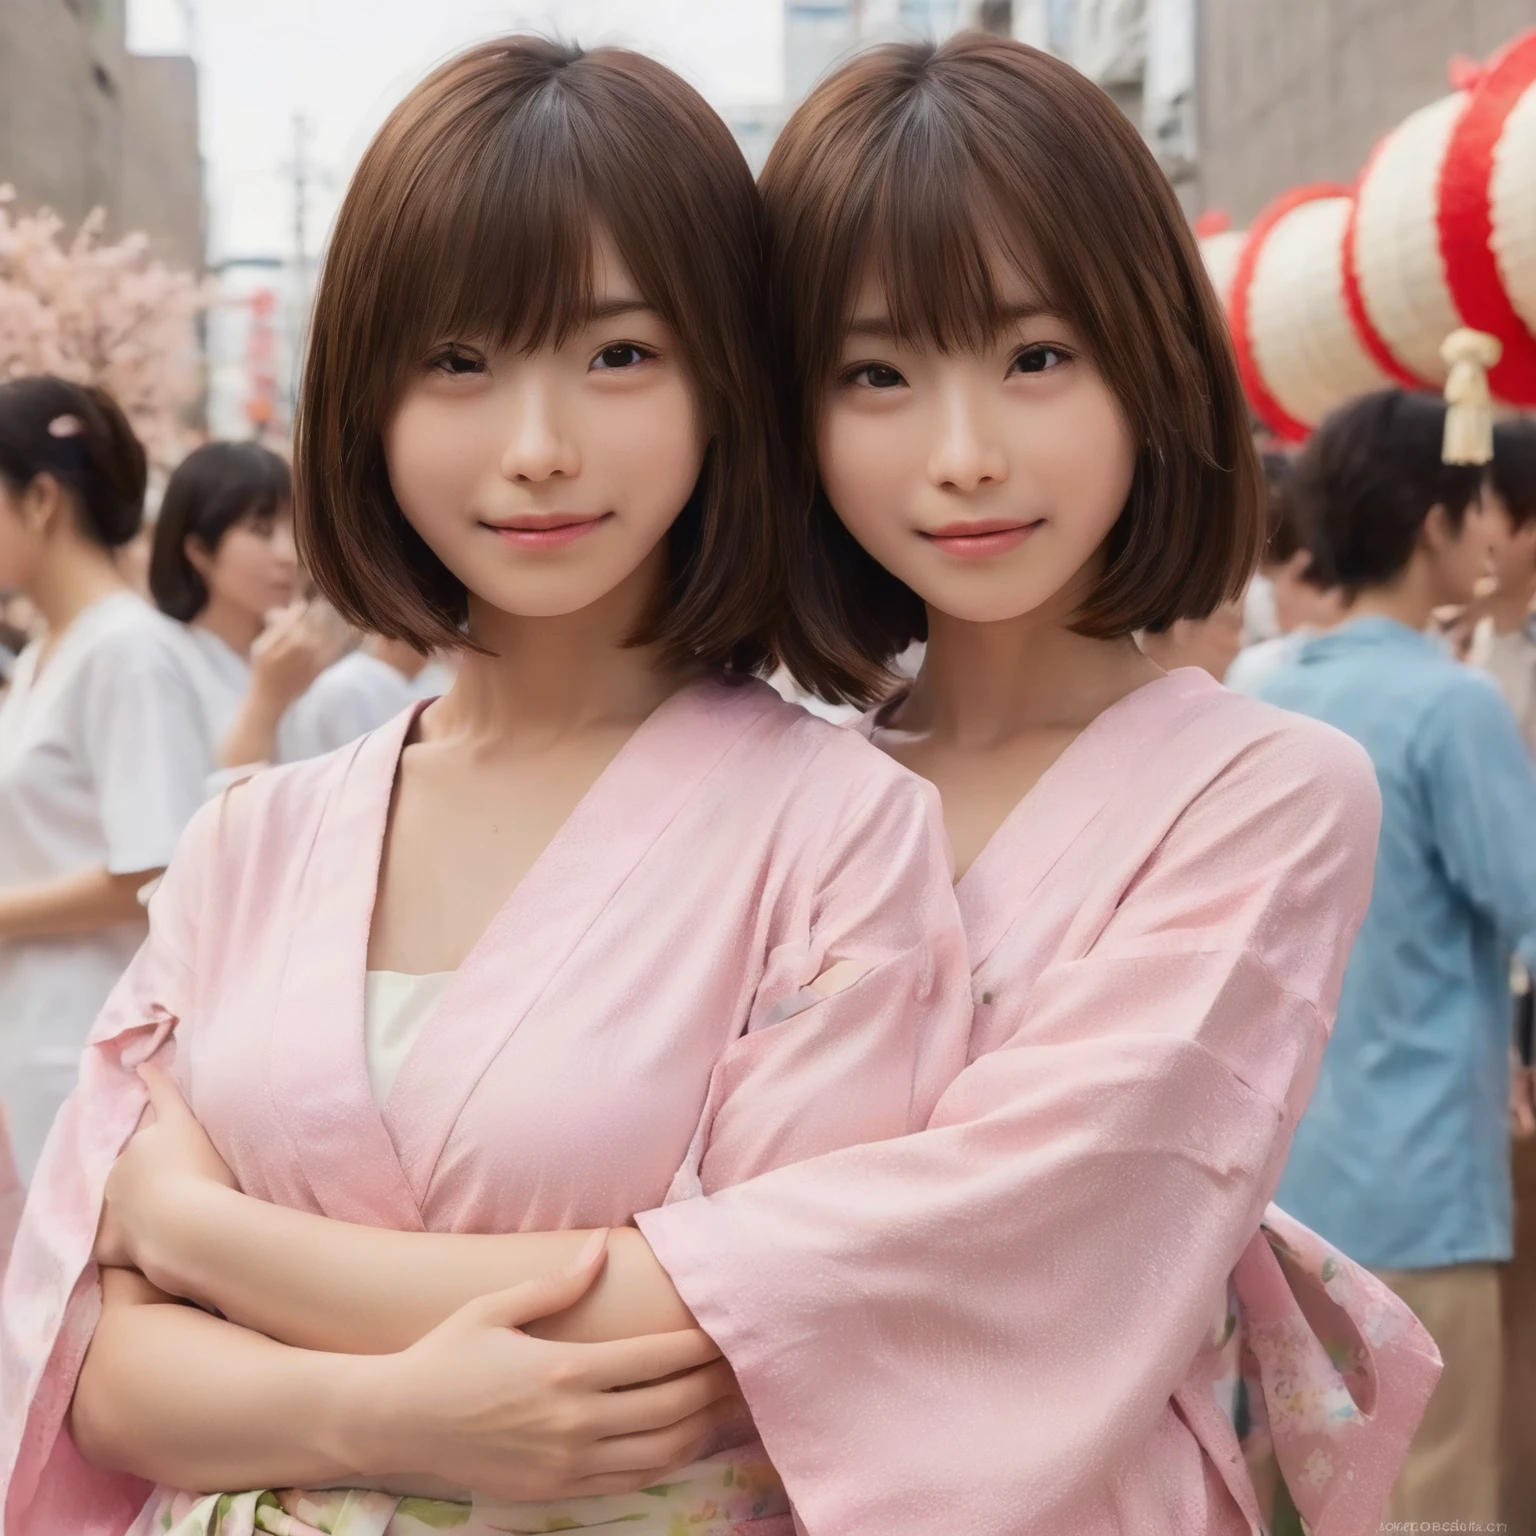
left=0, top=0, right=203, bottom=269
left=119, top=53, right=204, bottom=268
left=1197, top=0, right=1533, bottom=224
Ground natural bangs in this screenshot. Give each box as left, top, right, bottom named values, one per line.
left=837, top=118, right=1065, bottom=368
left=368, top=77, right=605, bottom=389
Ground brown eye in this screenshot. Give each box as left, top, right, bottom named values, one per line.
left=591, top=343, right=653, bottom=371
left=1009, top=345, right=1069, bottom=376
left=848, top=363, right=905, bottom=389
left=430, top=347, right=484, bottom=376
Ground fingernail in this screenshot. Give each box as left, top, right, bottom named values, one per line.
left=565, top=1227, right=609, bottom=1275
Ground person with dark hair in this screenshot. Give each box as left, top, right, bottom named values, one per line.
left=148, top=441, right=353, bottom=775
left=1469, top=416, right=1536, bottom=1525
left=1136, top=597, right=1246, bottom=679
left=4, top=37, right=977, bottom=1536
left=1225, top=451, right=1345, bottom=694
left=1258, top=388, right=1536, bottom=1526
left=0, top=376, right=205, bottom=1180
left=1474, top=417, right=1536, bottom=751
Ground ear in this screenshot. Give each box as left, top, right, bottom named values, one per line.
left=19, top=472, right=65, bottom=536
left=1418, top=502, right=1455, bottom=555
left=183, top=533, right=216, bottom=581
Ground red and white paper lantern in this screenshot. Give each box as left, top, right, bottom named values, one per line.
left=1440, top=32, right=1536, bottom=405
left=1347, top=30, right=1536, bottom=405
left=1229, top=185, right=1394, bottom=441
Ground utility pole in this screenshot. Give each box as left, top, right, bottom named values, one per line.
left=280, top=112, right=314, bottom=437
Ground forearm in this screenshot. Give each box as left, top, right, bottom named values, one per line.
left=147, top=1185, right=694, bottom=1354
left=0, top=866, right=155, bottom=940
left=217, top=685, right=285, bottom=769
left=72, top=1269, right=388, bottom=1492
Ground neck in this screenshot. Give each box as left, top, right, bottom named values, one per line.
left=900, top=598, right=1160, bottom=750
left=1487, top=575, right=1536, bottom=636
left=1344, top=555, right=1440, bottom=635
left=28, top=535, right=128, bottom=637
left=433, top=548, right=693, bottom=745
left=193, top=593, right=265, bottom=658
left=366, top=634, right=431, bottom=681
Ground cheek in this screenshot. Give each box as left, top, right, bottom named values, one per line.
left=1037, top=381, right=1137, bottom=542
left=598, top=377, right=707, bottom=517
left=818, top=408, right=911, bottom=550
left=385, top=394, right=487, bottom=532
left=0, top=516, right=29, bottom=584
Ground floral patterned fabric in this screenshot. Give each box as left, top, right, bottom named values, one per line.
left=128, top=1447, right=791, bottom=1536
left=1178, top=1205, right=1442, bottom=1536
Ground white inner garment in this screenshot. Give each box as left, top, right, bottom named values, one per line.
left=362, top=970, right=455, bottom=1105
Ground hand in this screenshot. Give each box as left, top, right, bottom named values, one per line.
left=1514, top=1061, right=1536, bottom=1141
left=250, top=600, right=354, bottom=710
left=95, top=1065, right=237, bottom=1282
left=348, top=1233, right=742, bottom=1501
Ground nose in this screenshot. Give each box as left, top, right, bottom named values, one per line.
left=270, top=521, right=299, bottom=570
left=927, top=379, right=1009, bottom=493
left=498, top=379, right=580, bottom=485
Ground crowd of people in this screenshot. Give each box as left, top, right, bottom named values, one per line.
left=0, top=25, right=1529, bottom=1536
left=0, top=383, right=451, bottom=1181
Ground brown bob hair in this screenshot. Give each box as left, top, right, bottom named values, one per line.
left=296, top=37, right=785, bottom=673
left=765, top=34, right=1263, bottom=702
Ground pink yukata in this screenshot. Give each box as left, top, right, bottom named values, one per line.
left=0, top=675, right=975, bottom=1536
left=637, top=668, right=1440, bottom=1536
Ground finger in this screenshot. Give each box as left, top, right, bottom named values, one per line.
left=581, top=1396, right=743, bottom=1477
left=575, top=1327, right=723, bottom=1391
left=566, top=1471, right=674, bottom=1498
left=583, top=1359, right=739, bottom=1440
left=137, top=1063, right=192, bottom=1125
left=459, top=1231, right=609, bottom=1330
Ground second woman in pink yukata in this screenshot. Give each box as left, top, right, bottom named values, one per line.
left=635, top=35, right=1439, bottom=1534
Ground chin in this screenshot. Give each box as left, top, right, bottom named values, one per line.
left=905, top=573, right=1059, bottom=627
left=472, top=581, right=619, bottom=620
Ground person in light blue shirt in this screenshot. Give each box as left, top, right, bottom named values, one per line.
left=1258, top=388, right=1531, bottom=1527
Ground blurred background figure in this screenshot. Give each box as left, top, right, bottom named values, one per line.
left=1471, top=419, right=1536, bottom=749
left=1226, top=451, right=1345, bottom=694
left=1136, top=599, right=1244, bottom=680
left=147, top=440, right=452, bottom=778
left=280, top=635, right=454, bottom=758
left=0, top=377, right=206, bottom=1182
left=1467, top=416, right=1536, bottom=1532
left=1258, top=389, right=1534, bottom=1529
left=148, top=441, right=345, bottom=773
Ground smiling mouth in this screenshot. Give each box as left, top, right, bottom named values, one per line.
left=921, top=520, right=1043, bottom=558
left=481, top=512, right=614, bottom=550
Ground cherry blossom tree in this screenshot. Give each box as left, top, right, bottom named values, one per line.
left=0, top=186, right=208, bottom=474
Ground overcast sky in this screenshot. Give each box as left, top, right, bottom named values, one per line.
left=128, top=0, right=784, bottom=264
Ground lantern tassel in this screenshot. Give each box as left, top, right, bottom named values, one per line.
left=1440, top=327, right=1503, bottom=466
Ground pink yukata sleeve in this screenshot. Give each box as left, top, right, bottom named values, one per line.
left=664, top=764, right=972, bottom=1200
left=638, top=723, right=1386, bottom=1536
left=0, top=798, right=219, bottom=1536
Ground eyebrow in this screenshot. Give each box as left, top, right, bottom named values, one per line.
left=845, top=302, right=1053, bottom=339
left=583, top=297, right=658, bottom=323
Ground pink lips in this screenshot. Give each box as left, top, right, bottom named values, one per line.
left=483, top=512, right=613, bottom=550
left=921, top=519, right=1042, bottom=559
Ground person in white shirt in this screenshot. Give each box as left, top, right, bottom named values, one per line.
left=280, top=636, right=454, bottom=758
left=0, top=377, right=206, bottom=1179
left=148, top=442, right=430, bottom=777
